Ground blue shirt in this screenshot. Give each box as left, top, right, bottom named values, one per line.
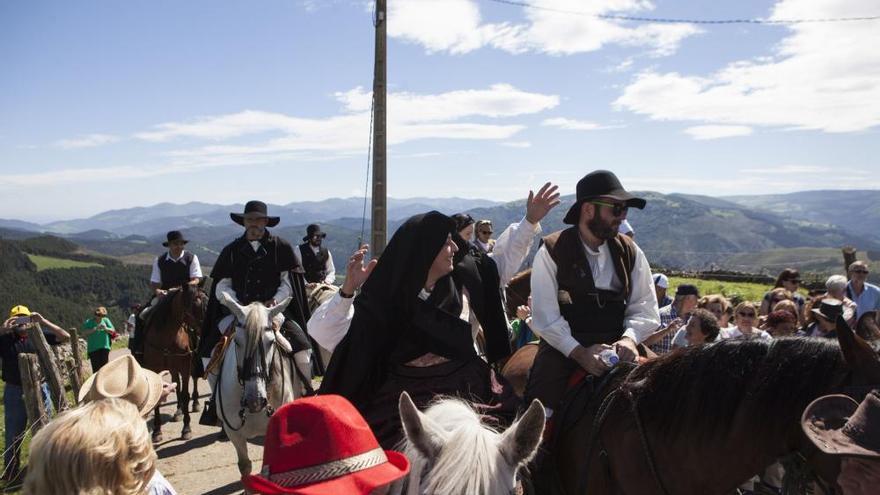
left=847, top=281, right=880, bottom=320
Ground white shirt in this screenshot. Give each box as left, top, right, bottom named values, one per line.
left=149, top=251, right=203, bottom=285
left=215, top=241, right=292, bottom=308
left=308, top=217, right=541, bottom=353
left=530, top=236, right=660, bottom=358
left=293, top=243, right=336, bottom=284
left=719, top=326, right=772, bottom=341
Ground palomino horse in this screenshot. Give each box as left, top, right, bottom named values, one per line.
left=306, top=282, right=339, bottom=368
left=392, top=391, right=545, bottom=495
left=142, top=284, right=207, bottom=442
left=216, top=294, right=301, bottom=476
left=539, top=316, right=880, bottom=494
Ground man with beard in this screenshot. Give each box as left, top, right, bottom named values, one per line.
left=198, top=201, right=313, bottom=424
left=524, top=170, right=659, bottom=418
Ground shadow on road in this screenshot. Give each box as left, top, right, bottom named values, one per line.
left=156, top=433, right=219, bottom=459
left=202, top=480, right=243, bottom=495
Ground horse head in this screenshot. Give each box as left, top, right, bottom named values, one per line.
left=181, top=284, right=208, bottom=333
left=396, top=391, right=544, bottom=495
left=221, top=294, right=292, bottom=414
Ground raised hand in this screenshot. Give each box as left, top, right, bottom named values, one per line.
left=341, top=244, right=378, bottom=295
left=525, top=182, right=561, bottom=224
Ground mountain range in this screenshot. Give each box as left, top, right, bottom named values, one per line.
left=1, top=191, right=878, bottom=276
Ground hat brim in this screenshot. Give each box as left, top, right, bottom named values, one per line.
left=241, top=450, right=410, bottom=495
left=562, top=194, right=647, bottom=225
left=302, top=233, right=327, bottom=242
left=78, top=366, right=165, bottom=417
left=231, top=213, right=280, bottom=228
left=162, top=240, right=189, bottom=247
left=802, top=394, right=880, bottom=458
left=811, top=309, right=842, bottom=322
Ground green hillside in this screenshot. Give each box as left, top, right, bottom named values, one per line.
left=27, top=254, right=104, bottom=271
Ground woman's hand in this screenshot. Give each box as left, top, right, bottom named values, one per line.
left=341, top=244, right=377, bottom=296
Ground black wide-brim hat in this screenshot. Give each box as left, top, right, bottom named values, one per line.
left=563, top=170, right=646, bottom=225
left=162, top=230, right=189, bottom=247
left=231, top=200, right=280, bottom=227
left=303, top=224, right=326, bottom=242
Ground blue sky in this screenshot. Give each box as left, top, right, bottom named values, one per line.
left=1, top=0, right=878, bottom=222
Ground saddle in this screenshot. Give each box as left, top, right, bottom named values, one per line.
left=203, top=319, right=236, bottom=378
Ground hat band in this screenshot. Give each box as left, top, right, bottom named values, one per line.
left=268, top=447, right=388, bottom=487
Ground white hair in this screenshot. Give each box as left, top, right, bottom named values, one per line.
left=826, top=274, right=848, bottom=292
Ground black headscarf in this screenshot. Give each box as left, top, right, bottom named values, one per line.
left=319, top=211, right=464, bottom=407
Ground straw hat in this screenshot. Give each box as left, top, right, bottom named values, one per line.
left=78, top=355, right=165, bottom=417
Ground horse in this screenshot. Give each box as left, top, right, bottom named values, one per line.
left=504, top=268, right=532, bottom=320
left=541, top=316, right=880, bottom=495
left=215, top=294, right=301, bottom=476
left=392, top=391, right=545, bottom=495
left=142, top=284, right=207, bottom=442
left=306, top=282, right=339, bottom=369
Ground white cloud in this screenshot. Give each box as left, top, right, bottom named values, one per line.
left=501, top=141, right=532, bottom=148
left=740, top=165, right=835, bottom=175
left=388, top=0, right=700, bottom=56
left=54, top=134, right=120, bottom=149
left=541, top=117, right=620, bottom=131
left=615, top=0, right=880, bottom=133
left=684, top=125, right=753, bottom=140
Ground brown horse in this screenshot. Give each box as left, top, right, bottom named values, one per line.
left=142, top=284, right=207, bottom=442
left=536, top=317, right=880, bottom=494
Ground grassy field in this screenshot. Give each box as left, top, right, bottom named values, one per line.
left=26, top=254, right=103, bottom=271
left=667, top=276, right=807, bottom=305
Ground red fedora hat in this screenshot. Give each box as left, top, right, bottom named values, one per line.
left=242, top=395, right=410, bottom=495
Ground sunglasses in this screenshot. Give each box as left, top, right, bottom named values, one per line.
left=851, top=269, right=869, bottom=274
left=738, top=311, right=756, bottom=318
left=478, top=230, right=493, bottom=235
left=784, top=279, right=801, bottom=284
left=590, top=200, right=628, bottom=217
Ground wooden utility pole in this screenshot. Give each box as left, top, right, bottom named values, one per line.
left=843, top=246, right=857, bottom=279
left=370, top=0, right=388, bottom=258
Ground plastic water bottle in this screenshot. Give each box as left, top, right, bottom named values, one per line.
left=599, top=348, right=619, bottom=367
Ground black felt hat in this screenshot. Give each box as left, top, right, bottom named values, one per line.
left=162, top=230, right=189, bottom=247
left=230, top=200, right=280, bottom=227
left=303, top=224, right=327, bottom=242
left=563, top=170, right=646, bottom=225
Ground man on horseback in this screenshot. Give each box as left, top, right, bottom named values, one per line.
left=525, top=170, right=659, bottom=419
left=130, top=230, right=202, bottom=358
left=199, top=201, right=313, bottom=415
left=295, top=223, right=336, bottom=286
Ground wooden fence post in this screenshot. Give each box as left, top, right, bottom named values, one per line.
left=17, top=353, right=46, bottom=433
left=27, top=323, right=69, bottom=412
left=843, top=246, right=857, bottom=279
left=69, top=327, right=87, bottom=384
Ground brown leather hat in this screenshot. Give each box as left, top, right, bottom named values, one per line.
left=802, top=391, right=880, bottom=458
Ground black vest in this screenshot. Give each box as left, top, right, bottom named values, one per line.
left=543, top=228, right=637, bottom=347
left=157, top=251, right=194, bottom=290
left=299, top=243, right=330, bottom=283
left=223, top=235, right=296, bottom=305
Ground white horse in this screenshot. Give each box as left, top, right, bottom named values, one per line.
left=393, top=392, right=545, bottom=495
left=215, top=294, right=301, bottom=476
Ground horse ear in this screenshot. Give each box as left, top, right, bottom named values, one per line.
left=268, top=297, right=292, bottom=320
left=221, top=292, right=247, bottom=323
left=499, top=399, right=545, bottom=466
left=836, top=315, right=880, bottom=383
left=399, top=392, right=444, bottom=459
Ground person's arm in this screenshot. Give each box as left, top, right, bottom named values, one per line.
left=188, top=254, right=203, bottom=285
left=268, top=272, right=292, bottom=306
left=215, top=278, right=240, bottom=308
left=492, top=217, right=541, bottom=286
left=102, top=317, right=114, bottom=330
left=621, top=246, right=661, bottom=344
left=149, top=257, right=164, bottom=295
left=641, top=318, right=682, bottom=347
left=530, top=246, right=579, bottom=357
left=324, top=251, right=336, bottom=285
left=80, top=319, right=97, bottom=337
left=308, top=293, right=355, bottom=353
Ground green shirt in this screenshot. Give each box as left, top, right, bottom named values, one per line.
left=82, top=317, right=114, bottom=353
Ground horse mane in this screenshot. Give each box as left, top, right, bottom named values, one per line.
left=398, top=397, right=504, bottom=495
left=622, top=338, right=845, bottom=443
left=505, top=268, right=532, bottom=319
left=242, top=304, right=267, bottom=358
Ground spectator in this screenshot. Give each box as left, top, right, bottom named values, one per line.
left=452, top=213, right=475, bottom=242
left=825, top=275, right=858, bottom=326
left=720, top=301, right=771, bottom=341
left=671, top=308, right=720, bottom=347
left=761, top=268, right=805, bottom=320
left=511, top=296, right=539, bottom=350
left=474, top=219, right=495, bottom=253
left=762, top=310, right=798, bottom=337
left=847, top=261, right=880, bottom=320
left=81, top=306, right=115, bottom=372
left=646, top=284, right=699, bottom=355
left=23, top=398, right=170, bottom=495
left=242, top=395, right=409, bottom=495
left=125, top=304, right=140, bottom=337
left=653, top=274, right=672, bottom=307
left=77, top=354, right=177, bottom=494
left=803, top=297, right=844, bottom=339
left=801, top=391, right=880, bottom=495
left=698, top=294, right=732, bottom=328
left=770, top=299, right=800, bottom=326
left=0, top=305, right=69, bottom=486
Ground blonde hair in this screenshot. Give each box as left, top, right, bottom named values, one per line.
left=23, top=398, right=156, bottom=495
